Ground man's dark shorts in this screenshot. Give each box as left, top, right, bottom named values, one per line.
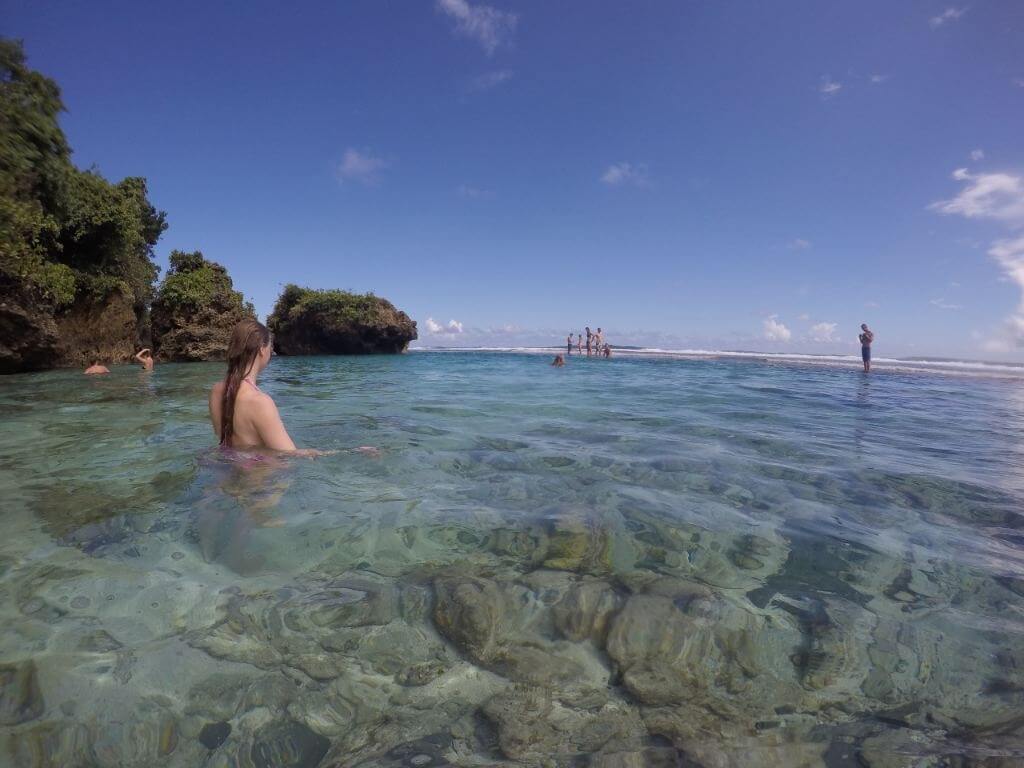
left=862, top=346, right=871, bottom=363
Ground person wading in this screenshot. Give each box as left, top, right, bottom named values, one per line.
left=208, top=319, right=324, bottom=455
left=859, top=323, right=875, bottom=373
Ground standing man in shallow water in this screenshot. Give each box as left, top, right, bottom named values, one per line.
left=585, top=327, right=592, bottom=356
left=859, top=324, right=874, bottom=372
left=567, top=333, right=574, bottom=355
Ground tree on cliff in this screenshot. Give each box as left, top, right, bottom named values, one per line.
left=150, top=251, right=255, bottom=361
left=268, top=284, right=417, bottom=355
left=0, top=38, right=168, bottom=371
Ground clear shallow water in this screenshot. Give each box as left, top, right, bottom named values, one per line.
left=1, top=351, right=1024, bottom=767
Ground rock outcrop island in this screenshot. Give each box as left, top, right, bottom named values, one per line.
left=267, top=285, right=417, bottom=355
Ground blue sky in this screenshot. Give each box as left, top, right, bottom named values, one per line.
left=6, top=0, right=1024, bottom=359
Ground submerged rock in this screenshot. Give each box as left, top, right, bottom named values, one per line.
left=481, top=688, right=646, bottom=762
left=0, top=659, right=44, bottom=725
left=199, top=721, right=232, bottom=750
left=247, top=720, right=329, bottom=768
left=267, top=284, right=417, bottom=355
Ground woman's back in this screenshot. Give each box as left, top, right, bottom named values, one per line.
left=209, top=379, right=289, bottom=449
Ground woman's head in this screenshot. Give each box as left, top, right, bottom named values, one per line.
left=220, top=319, right=272, bottom=445
left=227, top=319, right=272, bottom=375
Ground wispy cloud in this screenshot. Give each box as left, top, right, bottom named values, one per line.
left=932, top=168, right=1024, bottom=345
left=458, top=184, right=493, bottom=199
left=818, top=76, right=842, bottom=97
left=809, top=321, right=838, bottom=342
left=870, top=74, right=890, bottom=84
left=437, top=0, right=517, bottom=55
left=425, top=317, right=464, bottom=335
left=929, top=7, right=967, bottom=28
left=337, top=148, right=390, bottom=185
left=1015, top=78, right=1024, bottom=89
left=467, top=69, right=514, bottom=92
left=763, top=315, right=792, bottom=342
left=969, top=148, right=985, bottom=161
left=930, top=168, right=1024, bottom=224
left=930, top=298, right=963, bottom=310
left=601, top=162, right=649, bottom=187
left=788, top=238, right=812, bottom=250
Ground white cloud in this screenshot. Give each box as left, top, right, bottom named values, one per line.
left=969, top=148, right=985, bottom=161
left=930, top=168, right=1024, bottom=225
left=932, top=169, right=1024, bottom=346
left=1015, top=78, right=1024, bottom=89
left=929, top=7, right=967, bottom=28
left=601, top=162, right=649, bottom=187
left=467, top=69, right=514, bottom=92
left=437, top=0, right=517, bottom=55
left=798, top=313, right=810, bottom=321
left=870, top=74, right=890, bottom=84
left=788, top=238, right=811, bottom=250
left=337, top=148, right=389, bottom=185
left=425, top=317, right=464, bottom=335
left=930, top=298, right=963, bottom=310
left=988, top=237, right=1024, bottom=343
left=763, top=315, right=792, bottom=342
left=809, top=321, right=838, bottom=342
left=819, top=77, right=842, bottom=97
left=458, top=184, right=493, bottom=199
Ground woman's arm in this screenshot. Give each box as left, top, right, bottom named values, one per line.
left=208, top=385, right=222, bottom=440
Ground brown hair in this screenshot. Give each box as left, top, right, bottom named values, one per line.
left=220, top=319, right=271, bottom=446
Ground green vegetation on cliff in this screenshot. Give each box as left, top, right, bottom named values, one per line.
left=0, top=39, right=166, bottom=308
left=268, top=285, right=417, bottom=355
left=0, top=38, right=168, bottom=371
left=150, top=251, right=255, bottom=361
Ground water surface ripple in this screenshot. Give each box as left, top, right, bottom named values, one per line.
left=1, top=351, right=1023, bottom=766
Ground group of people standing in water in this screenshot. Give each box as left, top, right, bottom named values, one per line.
left=552, top=326, right=612, bottom=367
left=567, top=327, right=611, bottom=358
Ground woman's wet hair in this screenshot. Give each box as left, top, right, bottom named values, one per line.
left=221, top=319, right=271, bottom=446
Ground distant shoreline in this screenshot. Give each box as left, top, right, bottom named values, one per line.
left=410, top=346, right=1024, bottom=380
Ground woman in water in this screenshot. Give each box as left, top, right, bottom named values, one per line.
left=209, top=319, right=317, bottom=454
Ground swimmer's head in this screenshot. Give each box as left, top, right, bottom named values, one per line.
left=228, top=319, right=272, bottom=373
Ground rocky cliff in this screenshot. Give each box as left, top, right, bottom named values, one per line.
left=1, top=40, right=167, bottom=374
left=150, top=251, right=255, bottom=362
left=0, top=275, right=141, bottom=373
left=267, top=285, right=417, bottom=355
left=0, top=276, right=60, bottom=374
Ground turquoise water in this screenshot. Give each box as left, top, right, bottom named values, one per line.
left=2, top=351, right=1024, bottom=767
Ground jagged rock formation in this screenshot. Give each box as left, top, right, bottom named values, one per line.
left=150, top=251, right=254, bottom=362
left=0, top=276, right=60, bottom=374
left=267, top=284, right=417, bottom=356
left=0, top=275, right=142, bottom=373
